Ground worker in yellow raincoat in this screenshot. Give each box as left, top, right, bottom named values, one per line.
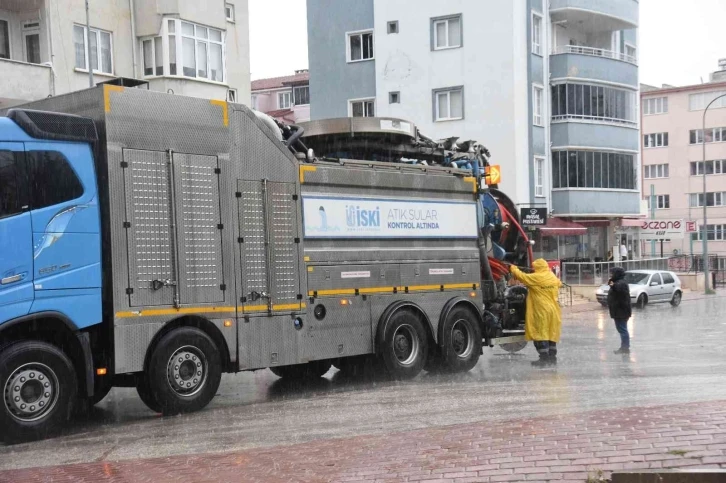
left=510, top=259, right=563, bottom=367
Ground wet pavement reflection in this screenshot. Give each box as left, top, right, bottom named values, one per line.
left=1, top=294, right=725, bottom=470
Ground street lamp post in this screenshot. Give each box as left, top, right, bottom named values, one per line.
left=701, top=93, right=726, bottom=294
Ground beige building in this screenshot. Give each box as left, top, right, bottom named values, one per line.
left=0, top=0, right=250, bottom=108
left=641, top=65, right=726, bottom=262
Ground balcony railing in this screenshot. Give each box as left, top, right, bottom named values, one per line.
left=553, top=45, right=637, bottom=65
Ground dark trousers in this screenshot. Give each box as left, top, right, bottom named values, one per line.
left=614, top=319, right=630, bottom=348
left=534, top=341, right=557, bottom=357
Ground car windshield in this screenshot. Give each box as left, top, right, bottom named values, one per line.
left=623, top=272, right=650, bottom=285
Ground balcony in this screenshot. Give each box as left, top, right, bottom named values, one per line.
left=550, top=0, right=638, bottom=30
left=0, top=59, right=53, bottom=109
left=552, top=189, right=641, bottom=216
left=551, top=46, right=638, bottom=87
left=551, top=122, right=639, bottom=151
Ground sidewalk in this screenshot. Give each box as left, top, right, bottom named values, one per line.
left=2, top=400, right=725, bottom=483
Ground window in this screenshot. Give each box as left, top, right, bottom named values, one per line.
left=533, top=85, right=543, bottom=126
left=177, top=21, right=224, bottom=82
left=643, top=132, right=668, bottom=148
left=689, top=90, right=726, bottom=111
left=0, top=20, right=9, bottom=59
left=531, top=13, right=542, bottom=55
left=649, top=273, right=663, bottom=286
left=347, top=30, right=373, bottom=62
left=551, top=150, right=636, bottom=190
left=0, top=151, right=26, bottom=219
left=661, top=273, right=675, bottom=284
left=644, top=164, right=669, bottom=179
left=692, top=224, right=726, bottom=241
left=350, top=98, right=375, bottom=117
left=27, top=151, right=84, bottom=209
left=690, top=127, right=726, bottom=145
left=534, top=157, right=545, bottom=197
left=551, top=83, right=637, bottom=125
left=73, top=25, right=113, bottom=74
left=387, top=21, right=399, bottom=34
left=293, top=85, right=310, bottom=106
left=689, top=192, right=726, bottom=207
left=625, top=43, right=637, bottom=62
left=434, top=87, right=463, bottom=121
left=142, top=37, right=163, bottom=76
left=225, top=3, right=235, bottom=22
left=643, top=97, right=668, bottom=115
left=278, top=91, right=291, bottom=109
left=691, top=160, right=725, bottom=175
left=227, top=88, right=237, bottom=103
left=432, top=15, right=462, bottom=50
left=23, top=22, right=41, bottom=64
left=389, top=91, right=400, bottom=104
left=655, top=194, right=670, bottom=209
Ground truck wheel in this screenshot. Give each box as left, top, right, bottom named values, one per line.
left=136, top=376, right=162, bottom=413
left=377, top=310, right=428, bottom=380
left=0, top=341, right=77, bottom=443
left=269, top=360, right=332, bottom=379
left=440, top=307, right=482, bottom=373
left=147, top=327, right=222, bottom=415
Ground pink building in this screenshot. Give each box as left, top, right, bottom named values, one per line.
left=641, top=71, right=726, bottom=262
left=250, top=69, right=310, bottom=124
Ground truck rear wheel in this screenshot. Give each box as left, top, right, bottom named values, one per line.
left=439, top=307, right=482, bottom=373
left=269, top=360, right=332, bottom=380
left=146, top=327, right=222, bottom=415
left=0, top=341, right=77, bottom=443
left=377, top=310, right=428, bottom=380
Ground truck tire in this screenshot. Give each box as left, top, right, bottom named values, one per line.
left=269, top=360, right=332, bottom=380
left=377, top=310, right=428, bottom=380
left=0, top=341, right=77, bottom=443
left=146, top=327, right=222, bottom=415
left=136, top=376, right=162, bottom=413
left=439, top=307, right=482, bottom=373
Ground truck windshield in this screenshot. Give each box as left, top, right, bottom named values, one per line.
left=624, top=272, right=649, bottom=285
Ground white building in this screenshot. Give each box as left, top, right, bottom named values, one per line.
left=0, top=0, right=250, bottom=108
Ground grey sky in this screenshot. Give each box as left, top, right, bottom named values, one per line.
left=249, top=0, right=726, bottom=87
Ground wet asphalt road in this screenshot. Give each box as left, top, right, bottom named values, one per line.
left=1, top=293, right=726, bottom=470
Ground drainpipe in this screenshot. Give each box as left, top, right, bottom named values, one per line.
left=45, top=0, right=55, bottom=95
left=129, top=0, right=137, bottom=78
left=85, top=0, right=94, bottom=87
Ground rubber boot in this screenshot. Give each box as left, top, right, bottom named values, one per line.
left=613, top=347, right=630, bottom=355
left=531, top=354, right=551, bottom=367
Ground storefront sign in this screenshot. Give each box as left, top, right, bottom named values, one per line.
left=686, top=221, right=698, bottom=233
left=520, top=208, right=548, bottom=226
left=302, top=196, right=478, bottom=239
left=639, top=219, right=685, bottom=240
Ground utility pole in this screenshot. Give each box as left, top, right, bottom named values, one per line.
left=85, top=0, right=94, bottom=87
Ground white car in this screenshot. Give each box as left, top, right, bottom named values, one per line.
left=595, top=270, right=682, bottom=308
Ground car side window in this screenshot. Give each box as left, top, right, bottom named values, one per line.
left=650, top=273, right=662, bottom=285
left=27, top=151, right=84, bottom=209
left=0, top=150, right=27, bottom=219
left=661, top=273, right=675, bottom=284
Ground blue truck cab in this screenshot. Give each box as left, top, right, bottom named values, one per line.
left=0, top=110, right=103, bottom=442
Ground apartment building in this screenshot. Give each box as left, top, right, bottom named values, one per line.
left=641, top=69, right=726, bottom=259
left=251, top=69, right=310, bottom=123
left=307, top=0, right=641, bottom=262
left=0, top=0, right=250, bottom=108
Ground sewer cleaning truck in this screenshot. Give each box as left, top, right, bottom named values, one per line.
left=0, top=80, right=531, bottom=442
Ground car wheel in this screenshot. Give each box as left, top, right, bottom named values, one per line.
left=0, top=341, right=77, bottom=443
left=670, top=291, right=682, bottom=307
left=636, top=293, right=647, bottom=309
left=377, top=310, right=428, bottom=380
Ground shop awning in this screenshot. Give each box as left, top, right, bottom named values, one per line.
left=539, top=218, right=587, bottom=236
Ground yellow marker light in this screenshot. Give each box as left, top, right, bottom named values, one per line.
left=470, top=291, right=477, bottom=298
left=340, top=299, right=351, bottom=306
left=224, top=319, right=233, bottom=328
left=96, top=368, right=108, bottom=376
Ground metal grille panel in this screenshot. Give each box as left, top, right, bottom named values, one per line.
left=175, top=153, right=224, bottom=304
left=124, top=149, right=175, bottom=307
left=267, top=182, right=299, bottom=304
left=238, top=180, right=268, bottom=300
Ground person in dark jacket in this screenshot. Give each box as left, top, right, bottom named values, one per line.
left=607, top=267, right=632, bottom=354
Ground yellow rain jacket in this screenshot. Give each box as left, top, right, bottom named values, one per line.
left=510, top=259, right=563, bottom=342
